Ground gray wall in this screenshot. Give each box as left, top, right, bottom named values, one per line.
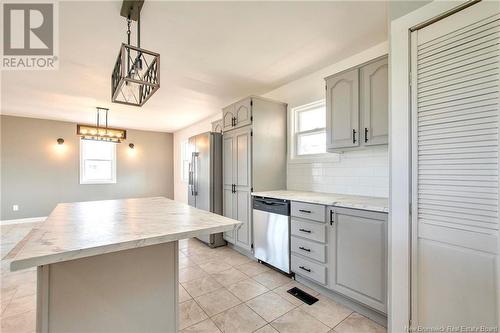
left=1, top=115, right=174, bottom=220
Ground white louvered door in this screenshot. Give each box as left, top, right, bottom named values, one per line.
left=411, top=1, right=500, bottom=329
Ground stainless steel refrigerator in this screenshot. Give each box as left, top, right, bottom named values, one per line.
left=187, top=132, right=225, bottom=247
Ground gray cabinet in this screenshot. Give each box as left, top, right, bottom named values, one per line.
left=361, top=57, right=388, bottom=146
left=222, top=96, right=287, bottom=252
left=326, top=69, right=360, bottom=149
left=222, top=97, right=253, bottom=132
left=222, top=127, right=252, bottom=250
left=212, top=119, right=223, bottom=134
left=327, top=207, right=387, bottom=313
left=325, top=56, right=388, bottom=151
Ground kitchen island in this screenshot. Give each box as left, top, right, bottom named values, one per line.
left=10, top=197, right=240, bottom=333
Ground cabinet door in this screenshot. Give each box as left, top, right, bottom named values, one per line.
left=325, top=69, right=359, bottom=149
left=222, top=132, right=236, bottom=243
left=233, top=98, right=252, bottom=129
left=328, top=207, right=387, bottom=313
left=222, top=105, right=235, bottom=131
left=223, top=187, right=235, bottom=243
left=361, top=57, right=388, bottom=146
left=234, top=127, right=252, bottom=251
left=212, top=119, right=223, bottom=134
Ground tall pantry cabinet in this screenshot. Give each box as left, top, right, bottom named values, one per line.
left=222, top=96, right=287, bottom=251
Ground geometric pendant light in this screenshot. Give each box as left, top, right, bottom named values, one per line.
left=111, top=0, right=160, bottom=107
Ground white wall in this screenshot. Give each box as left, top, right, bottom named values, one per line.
left=173, top=113, right=221, bottom=203
left=264, top=42, right=389, bottom=198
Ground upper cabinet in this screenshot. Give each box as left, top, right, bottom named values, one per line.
left=361, top=58, right=388, bottom=146
left=326, top=69, right=360, bottom=149
left=223, top=97, right=253, bottom=131
left=325, top=56, right=388, bottom=151
left=212, top=119, right=223, bottom=134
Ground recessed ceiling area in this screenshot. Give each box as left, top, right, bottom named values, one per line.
left=1, top=1, right=387, bottom=132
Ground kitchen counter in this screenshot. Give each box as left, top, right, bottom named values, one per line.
left=251, top=190, right=388, bottom=213
left=11, top=197, right=240, bottom=332
left=11, top=196, right=239, bottom=271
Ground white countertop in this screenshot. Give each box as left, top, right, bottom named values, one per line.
left=11, top=197, right=240, bottom=271
left=251, top=190, right=388, bottom=213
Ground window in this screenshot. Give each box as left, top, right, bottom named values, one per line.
left=80, top=140, right=116, bottom=184
left=180, top=140, right=191, bottom=183
left=293, top=101, right=326, bottom=156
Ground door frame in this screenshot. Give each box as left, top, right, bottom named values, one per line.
left=389, top=1, right=471, bottom=331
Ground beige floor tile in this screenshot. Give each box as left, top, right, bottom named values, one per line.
left=199, top=260, right=232, bottom=274
left=180, top=255, right=199, bottom=269
left=181, top=318, right=221, bottom=333
left=300, top=294, right=352, bottom=328
left=212, top=303, right=267, bottom=333
left=180, top=265, right=206, bottom=283
left=235, top=261, right=270, bottom=277
left=1, top=310, right=36, bottom=333
left=246, top=291, right=296, bottom=322
left=190, top=252, right=225, bottom=265
left=273, top=281, right=320, bottom=306
left=270, top=307, right=330, bottom=333
left=211, top=268, right=248, bottom=287
left=252, top=270, right=292, bottom=289
left=226, top=278, right=269, bottom=302
left=222, top=252, right=252, bottom=266
left=255, top=324, right=279, bottom=333
left=180, top=284, right=193, bottom=302
left=333, top=313, right=386, bottom=333
left=182, top=276, right=223, bottom=298
left=180, top=299, right=209, bottom=330
left=2, top=294, right=36, bottom=318
left=195, top=289, right=241, bottom=317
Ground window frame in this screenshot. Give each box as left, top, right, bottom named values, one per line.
left=290, top=100, right=337, bottom=163
left=79, top=139, right=117, bottom=185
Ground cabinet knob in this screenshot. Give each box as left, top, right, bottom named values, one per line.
left=299, top=246, right=311, bottom=252
left=352, top=129, right=357, bottom=144
left=298, top=228, right=311, bottom=233
left=299, top=266, right=311, bottom=272
left=364, top=128, right=368, bottom=143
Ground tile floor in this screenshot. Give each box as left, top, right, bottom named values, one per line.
left=1, top=223, right=387, bottom=333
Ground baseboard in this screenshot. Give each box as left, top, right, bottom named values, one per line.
left=1, top=216, right=46, bottom=225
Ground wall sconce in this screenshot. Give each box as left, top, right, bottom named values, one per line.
left=57, top=138, right=64, bottom=145
left=128, top=143, right=135, bottom=149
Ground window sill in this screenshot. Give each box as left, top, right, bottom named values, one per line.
left=80, top=180, right=117, bottom=185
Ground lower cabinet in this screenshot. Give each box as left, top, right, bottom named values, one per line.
left=327, top=207, right=388, bottom=313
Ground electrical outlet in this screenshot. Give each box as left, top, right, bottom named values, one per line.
left=12, top=205, right=19, bottom=211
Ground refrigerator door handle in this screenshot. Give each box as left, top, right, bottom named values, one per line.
left=192, top=152, right=199, bottom=196
left=188, top=160, right=194, bottom=195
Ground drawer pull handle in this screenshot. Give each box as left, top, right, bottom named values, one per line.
left=299, top=246, right=311, bottom=252
left=299, top=209, right=312, bottom=213
left=299, top=266, right=311, bottom=272
left=298, top=228, right=311, bottom=233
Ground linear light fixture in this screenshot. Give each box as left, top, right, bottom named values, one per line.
left=76, top=107, right=127, bottom=143
left=111, top=0, right=160, bottom=107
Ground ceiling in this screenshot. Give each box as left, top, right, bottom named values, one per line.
left=1, top=1, right=387, bottom=132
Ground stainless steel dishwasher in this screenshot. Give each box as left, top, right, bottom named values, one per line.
left=252, top=196, right=290, bottom=274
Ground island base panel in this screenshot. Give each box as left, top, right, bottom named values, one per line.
left=36, top=241, right=178, bottom=333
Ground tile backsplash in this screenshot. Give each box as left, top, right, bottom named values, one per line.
left=287, top=146, right=389, bottom=198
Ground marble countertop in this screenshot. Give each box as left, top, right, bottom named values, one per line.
left=251, top=190, right=388, bottom=213
left=11, top=197, right=240, bottom=271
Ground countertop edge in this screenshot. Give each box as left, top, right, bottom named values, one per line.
left=251, top=191, right=389, bottom=213
left=10, top=224, right=239, bottom=271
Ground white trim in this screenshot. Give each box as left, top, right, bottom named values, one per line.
left=389, top=1, right=470, bottom=332
left=1, top=216, right=46, bottom=225
left=79, top=139, right=117, bottom=185
left=288, top=100, right=340, bottom=164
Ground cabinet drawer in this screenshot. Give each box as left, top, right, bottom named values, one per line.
left=291, top=254, right=326, bottom=285
left=291, top=236, right=326, bottom=263
left=291, top=219, right=326, bottom=243
left=291, top=202, right=325, bottom=222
